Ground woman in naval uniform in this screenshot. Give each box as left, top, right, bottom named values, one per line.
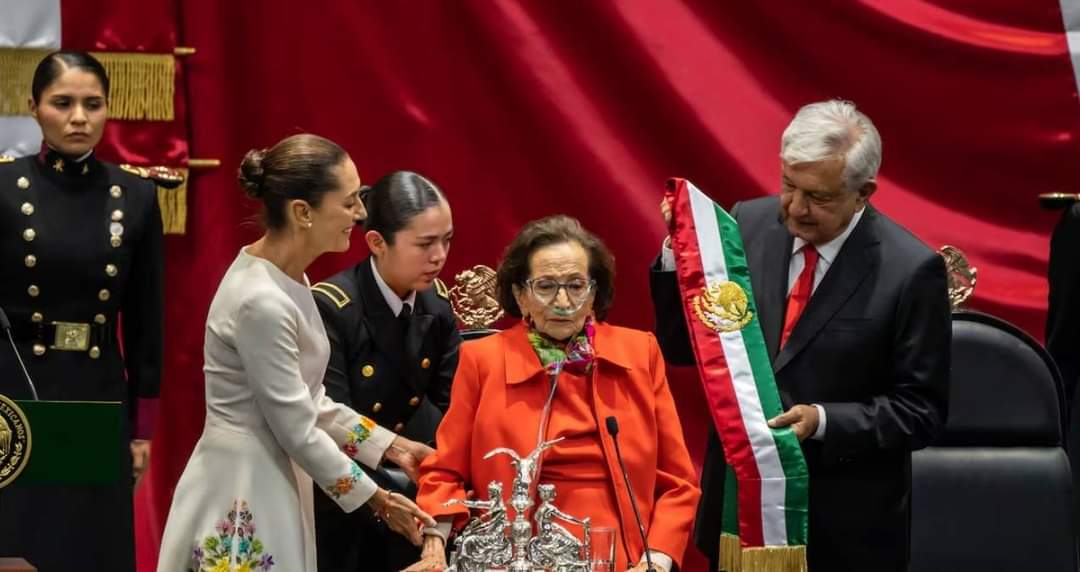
left=312, top=171, right=461, bottom=572
left=0, top=51, right=167, bottom=571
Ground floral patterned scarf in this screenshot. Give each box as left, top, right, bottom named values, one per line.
left=527, top=318, right=596, bottom=376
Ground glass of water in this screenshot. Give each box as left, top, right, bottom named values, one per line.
left=589, top=526, right=615, bottom=572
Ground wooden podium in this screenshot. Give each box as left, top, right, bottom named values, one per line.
left=0, top=399, right=122, bottom=571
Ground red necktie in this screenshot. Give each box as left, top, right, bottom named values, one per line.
left=780, top=244, right=819, bottom=349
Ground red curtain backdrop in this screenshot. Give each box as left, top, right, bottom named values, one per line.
left=133, top=1, right=1080, bottom=570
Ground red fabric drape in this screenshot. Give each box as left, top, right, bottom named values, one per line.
left=135, top=2, right=1080, bottom=570
left=61, top=0, right=189, bottom=167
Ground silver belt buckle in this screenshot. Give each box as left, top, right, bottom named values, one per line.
left=51, top=321, right=90, bottom=351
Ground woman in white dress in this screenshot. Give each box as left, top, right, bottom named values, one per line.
left=158, top=134, right=436, bottom=572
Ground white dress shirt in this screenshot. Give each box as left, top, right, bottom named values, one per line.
left=370, top=257, right=416, bottom=316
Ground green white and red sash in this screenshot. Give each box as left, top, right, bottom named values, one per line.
left=667, top=178, right=808, bottom=571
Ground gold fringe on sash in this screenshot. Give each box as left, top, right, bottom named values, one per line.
left=740, top=545, right=807, bottom=572
left=156, top=168, right=188, bottom=234
left=718, top=533, right=807, bottom=572
left=720, top=533, right=743, bottom=572
left=0, top=48, right=175, bottom=120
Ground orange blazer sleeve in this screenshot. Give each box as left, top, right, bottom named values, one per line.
left=645, top=333, right=702, bottom=567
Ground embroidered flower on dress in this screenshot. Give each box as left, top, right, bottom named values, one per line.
left=340, top=416, right=376, bottom=458
left=325, top=463, right=364, bottom=499
left=189, top=499, right=275, bottom=571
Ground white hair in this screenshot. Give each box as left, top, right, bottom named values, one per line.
left=780, top=99, right=882, bottom=193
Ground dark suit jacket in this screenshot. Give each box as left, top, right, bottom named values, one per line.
left=1048, top=202, right=1080, bottom=407
left=310, top=257, right=462, bottom=572
left=650, top=196, right=950, bottom=572
left=1046, top=202, right=1080, bottom=529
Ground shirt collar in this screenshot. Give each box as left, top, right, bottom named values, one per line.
left=370, top=257, right=416, bottom=317
left=792, top=206, right=865, bottom=265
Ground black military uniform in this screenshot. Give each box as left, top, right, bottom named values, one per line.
left=311, top=257, right=461, bottom=572
left=0, top=149, right=163, bottom=571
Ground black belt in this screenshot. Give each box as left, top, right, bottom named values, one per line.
left=9, top=318, right=114, bottom=352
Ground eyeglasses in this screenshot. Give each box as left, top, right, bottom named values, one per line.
left=524, top=277, right=596, bottom=304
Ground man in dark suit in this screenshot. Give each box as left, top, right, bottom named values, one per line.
left=1046, top=197, right=1080, bottom=529
left=650, top=100, right=950, bottom=571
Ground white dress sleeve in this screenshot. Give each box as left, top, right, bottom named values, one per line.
left=314, top=383, right=395, bottom=469
left=235, top=294, right=381, bottom=513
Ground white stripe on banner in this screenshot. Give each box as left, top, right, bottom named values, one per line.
left=1061, top=0, right=1080, bottom=99
left=0, top=0, right=62, bottom=157
left=687, top=182, right=788, bottom=546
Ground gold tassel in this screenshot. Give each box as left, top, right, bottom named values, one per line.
left=720, top=533, right=743, bottom=572
left=740, top=545, right=807, bottom=572
left=0, top=48, right=47, bottom=115
left=0, top=48, right=175, bottom=121
left=156, top=168, right=188, bottom=234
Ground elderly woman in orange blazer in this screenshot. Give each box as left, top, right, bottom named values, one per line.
left=404, top=215, right=700, bottom=572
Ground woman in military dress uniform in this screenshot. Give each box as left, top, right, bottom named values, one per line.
left=0, top=51, right=166, bottom=571
left=312, top=171, right=461, bottom=572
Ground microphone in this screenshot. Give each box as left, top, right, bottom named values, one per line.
left=606, top=415, right=655, bottom=572
left=0, top=307, right=39, bottom=400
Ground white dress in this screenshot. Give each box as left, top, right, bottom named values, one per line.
left=157, top=249, right=394, bottom=572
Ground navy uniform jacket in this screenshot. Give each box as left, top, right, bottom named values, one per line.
left=0, top=149, right=164, bottom=572
left=311, top=256, right=462, bottom=572
left=311, top=257, right=461, bottom=436
left=651, top=197, right=950, bottom=572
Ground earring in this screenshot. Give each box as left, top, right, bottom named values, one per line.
left=305, top=222, right=312, bottom=229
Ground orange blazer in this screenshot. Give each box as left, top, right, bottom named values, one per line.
left=417, top=321, right=701, bottom=567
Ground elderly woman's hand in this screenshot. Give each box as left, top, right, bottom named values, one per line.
left=401, top=535, right=448, bottom=571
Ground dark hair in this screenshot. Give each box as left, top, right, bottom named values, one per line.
left=363, top=171, right=447, bottom=246
left=495, top=215, right=616, bottom=321
left=32, top=51, right=110, bottom=103
left=237, top=134, right=348, bottom=231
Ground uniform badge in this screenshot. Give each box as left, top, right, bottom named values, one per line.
left=0, top=395, right=31, bottom=489
left=0, top=155, right=14, bottom=164
left=693, top=280, right=753, bottom=333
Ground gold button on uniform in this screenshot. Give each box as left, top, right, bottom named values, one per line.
left=110, top=236, right=122, bottom=248
left=17, top=176, right=30, bottom=189
left=94, top=314, right=106, bottom=324
left=105, top=264, right=118, bottom=277
left=111, top=209, right=124, bottom=222
left=393, top=422, right=405, bottom=432
left=110, top=185, right=122, bottom=198
left=361, top=364, right=375, bottom=377
left=409, top=396, right=420, bottom=407
left=27, top=284, right=39, bottom=297
left=98, top=289, right=111, bottom=301
left=32, top=343, right=46, bottom=356
left=22, top=228, right=35, bottom=242
left=89, top=346, right=101, bottom=359
left=421, top=358, right=431, bottom=369
left=372, top=402, right=383, bottom=413
left=31, top=312, right=43, bottom=323
left=20, top=202, right=33, bottom=215
left=24, top=254, right=36, bottom=268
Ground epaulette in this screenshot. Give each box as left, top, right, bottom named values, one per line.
left=433, top=277, right=450, bottom=301
left=119, top=164, right=186, bottom=190
left=312, top=281, right=352, bottom=309
left=0, top=155, right=14, bottom=165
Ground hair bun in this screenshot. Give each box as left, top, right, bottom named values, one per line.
left=238, top=148, right=268, bottom=198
